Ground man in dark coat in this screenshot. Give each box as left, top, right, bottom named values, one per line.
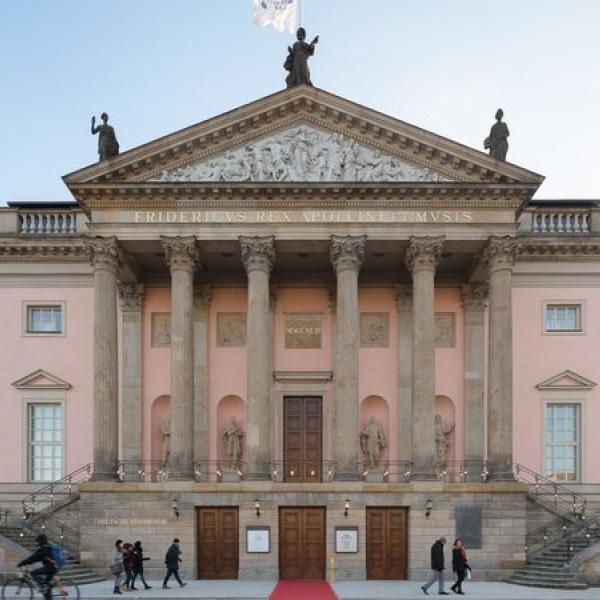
left=17, top=534, right=57, bottom=600
left=162, top=538, right=186, bottom=589
left=421, top=537, right=449, bottom=595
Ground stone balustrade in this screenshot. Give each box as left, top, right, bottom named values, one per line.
left=18, top=210, right=79, bottom=234
left=528, top=208, right=591, bottom=235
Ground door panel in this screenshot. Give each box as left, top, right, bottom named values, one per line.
left=279, top=507, right=326, bottom=580
left=197, top=507, right=239, bottom=579
left=283, top=397, right=322, bottom=482
left=366, top=507, right=408, bottom=580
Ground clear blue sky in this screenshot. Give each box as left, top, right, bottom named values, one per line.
left=1, top=0, right=599, bottom=203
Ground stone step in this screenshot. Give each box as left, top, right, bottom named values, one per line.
left=508, top=575, right=588, bottom=590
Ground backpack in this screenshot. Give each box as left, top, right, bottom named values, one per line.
left=49, top=544, right=66, bottom=569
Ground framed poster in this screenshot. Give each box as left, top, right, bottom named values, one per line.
left=246, top=526, right=270, bottom=553
left=335, top=526, right=359, bottom=553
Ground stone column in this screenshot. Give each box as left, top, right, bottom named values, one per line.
left=162, top=237, right=198, bottom=480
left=395, top=284, right=413, bottom=463
left=86, top=237, right=122, bottom=480
left=193, top=285, right=211, bottom=466
left=461, top=284, right=488, bottom=464
left=240, top=236, right=275, bottom=478
left=405, top=236, right=444, bottom=478
left=330, top=235, right=366, bottom=479
left=118, top=283, right=144, bottom=471
left=483, top=236, right=517, bottom=479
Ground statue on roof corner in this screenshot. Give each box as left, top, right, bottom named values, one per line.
left=91, top=112, right=120, bottom=161
left=484, top=108, right=509, bottom=161
left=284, top=27, right=319, bottom=88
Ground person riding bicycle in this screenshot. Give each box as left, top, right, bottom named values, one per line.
left=17, top=533, right=57, bottom=600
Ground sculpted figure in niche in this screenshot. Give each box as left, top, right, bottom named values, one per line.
left=223, top=416, right=244, bottom=466
left=91, top=112, right=119, bottom=161
left=360, top=416, right=387, bottom=470
left=161, top=414, right=171, bottom=466
left=435, top=414, right=455, bottom=464
left=484, top=108, right=510, bottom=161
left=284, top=27, right=319, bottom=88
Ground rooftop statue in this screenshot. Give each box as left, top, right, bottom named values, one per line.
left=284, top=27, right=319, bottom=88
left=484, top=108, right=509, bottom=161
left=91, top=112, right=119, bottom=161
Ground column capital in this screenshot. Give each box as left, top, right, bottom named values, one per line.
left=330, top=235, right=366, bottom=274
left=240, top=235, right=275, bottom=274
left=85, top=237, right=123, bottom=272
left=193, top=284, right=212, bottom=311
left=118, top=283, right=144, bottom=312
left=482, top=236, right=518, bottom=273
left=405, top=236, right=445, bottom=273
left=162, top=236, right=199, bottom=273
left=394, top=284, right=413, bottom=310
left=461, top=283, right=489, bottom=311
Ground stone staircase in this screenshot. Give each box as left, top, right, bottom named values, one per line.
left=0, top=527, right=104, bottom=585
left=508, top=516, right=600, bottom=589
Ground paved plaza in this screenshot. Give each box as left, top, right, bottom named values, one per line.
left=61, top=580, right=600, bottom=600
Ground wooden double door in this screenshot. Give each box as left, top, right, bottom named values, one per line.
left=197, top=507, right=239, bottom=579
left=279, top=507, right=326, bottom=579
left=366, top=507, right=409, bottom=580
left=283, top=396, right=322, bottom=482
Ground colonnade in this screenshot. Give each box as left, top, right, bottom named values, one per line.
left=87, top=234, right=516, bottom=481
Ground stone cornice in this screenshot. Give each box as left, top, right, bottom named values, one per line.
left=63, top=87, right=544, bottom=190
left=516, top=237, right=600, bottom=262
left=0, top=240, right=88, bottom=263
left=161, top=236, right=200, bottom=273
left=240, top=235, right=276, bottom=274
left=405, top=236, right=445, bottom=273
left=70, top=181, right=533, bottom=212
left=330, top=235, right=366, bottom=274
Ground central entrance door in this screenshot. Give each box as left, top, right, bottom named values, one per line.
left=283, top=396, right=322, bottom=482
left=279, top=507, right=326, bottom=579
left=366, top=507, right=408, bottom=579
left=197, top=507, right=239, bottom=579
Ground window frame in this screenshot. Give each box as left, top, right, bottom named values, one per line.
left=542, top=300, right=585, bottom=336
left=22, top=301, right=66, bottom=337
left=28, top=403, right=65, bottom=483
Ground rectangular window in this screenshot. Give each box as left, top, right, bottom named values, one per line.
left=544, top=304, right=582, bottom=332
left=26, top=305, right=63, bottom=334
left=545, top=404, right=579, bottom=482
left=29, top=404, right=63, bottom=482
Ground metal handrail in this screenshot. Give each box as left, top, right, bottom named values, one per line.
left=194, top=460, right=248, bottom=482
left=269, top=460, right=336, bottom=483
left=116, top=460, right=169, bottom=482
left=435, top=460, right=490, bottom=483
left=357, top=461, right=413, bottom=482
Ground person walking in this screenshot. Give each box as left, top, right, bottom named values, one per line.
left=162, top=538, right=187, bottom=589
left=131, top=541, right=152, bottom=591
left=421, top=537, right=449, bottom=595
left=122, top=542, right=136, bottom=591
left=110, top=540, right=125, bottom=595
left=451, top=538, right=468, bottom=595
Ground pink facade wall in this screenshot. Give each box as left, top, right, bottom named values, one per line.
left=0, top=288, right=94, bottom=481
left=512, top=288, right=600, bottom=482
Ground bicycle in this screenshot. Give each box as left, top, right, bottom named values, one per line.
left=2, top=568, right=80, bottom=600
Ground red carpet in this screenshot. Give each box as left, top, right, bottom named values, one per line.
left=269, top=580, right=338, bottom=600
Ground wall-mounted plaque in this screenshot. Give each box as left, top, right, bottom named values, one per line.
left=246, top=526, right=270, bottom=553
left=285, top=313, right=322, bottom=349
left=455, top=506, right=483, bottom=549
left=335, top=526, right=359, bottom=553
left=217, top=313, right=246, bottom=347
left=151, top=313, right=171, bottom=347
left=435, top=313, right=456, bottom=348
left=360, top=313, right=389, bottom=347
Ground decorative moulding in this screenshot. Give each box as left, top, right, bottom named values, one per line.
left=12, top=369, right=72, bottom=390
left=535, top=369, right=597, bottom=391
left=273, top=370, right=332, bottom=383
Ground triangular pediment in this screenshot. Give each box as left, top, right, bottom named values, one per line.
left=12, top=369, right=71, bottom=390
left=63, top=86, right=544, bottom=190
left=536, top=370, right=597, bottom=391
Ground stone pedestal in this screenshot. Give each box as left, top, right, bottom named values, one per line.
left=330, top=235, right=366, bottom=479
left=86, top=237, right=122, bottom=480
left=118, top=283, right=144, bottom=468
left=163, top=237, right=198, bottom=480
left=241, top=236, right=275, bottom=478
left=483, top=237, right=517, bottom=480
left=405, top=236, right=444, bottom=479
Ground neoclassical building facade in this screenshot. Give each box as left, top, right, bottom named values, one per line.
left=1, top=86, right=599, bottom=582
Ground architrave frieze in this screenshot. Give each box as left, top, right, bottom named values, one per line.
left=517, top=237, right=600, bottom=262
left=63, top=87, right=544, bottom=190
left=0, top=240, right=88, bottom=263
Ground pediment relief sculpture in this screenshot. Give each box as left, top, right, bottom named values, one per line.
left=150, top=124, right=450, bottom=184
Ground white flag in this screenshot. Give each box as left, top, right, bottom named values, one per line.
left=253, top=0, right=301, bottom=34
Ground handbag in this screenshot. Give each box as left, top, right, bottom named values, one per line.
left=110, top=561, right=124, bottom=575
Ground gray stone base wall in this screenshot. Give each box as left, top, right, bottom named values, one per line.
left=78, top=481, right=527, bottom=582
